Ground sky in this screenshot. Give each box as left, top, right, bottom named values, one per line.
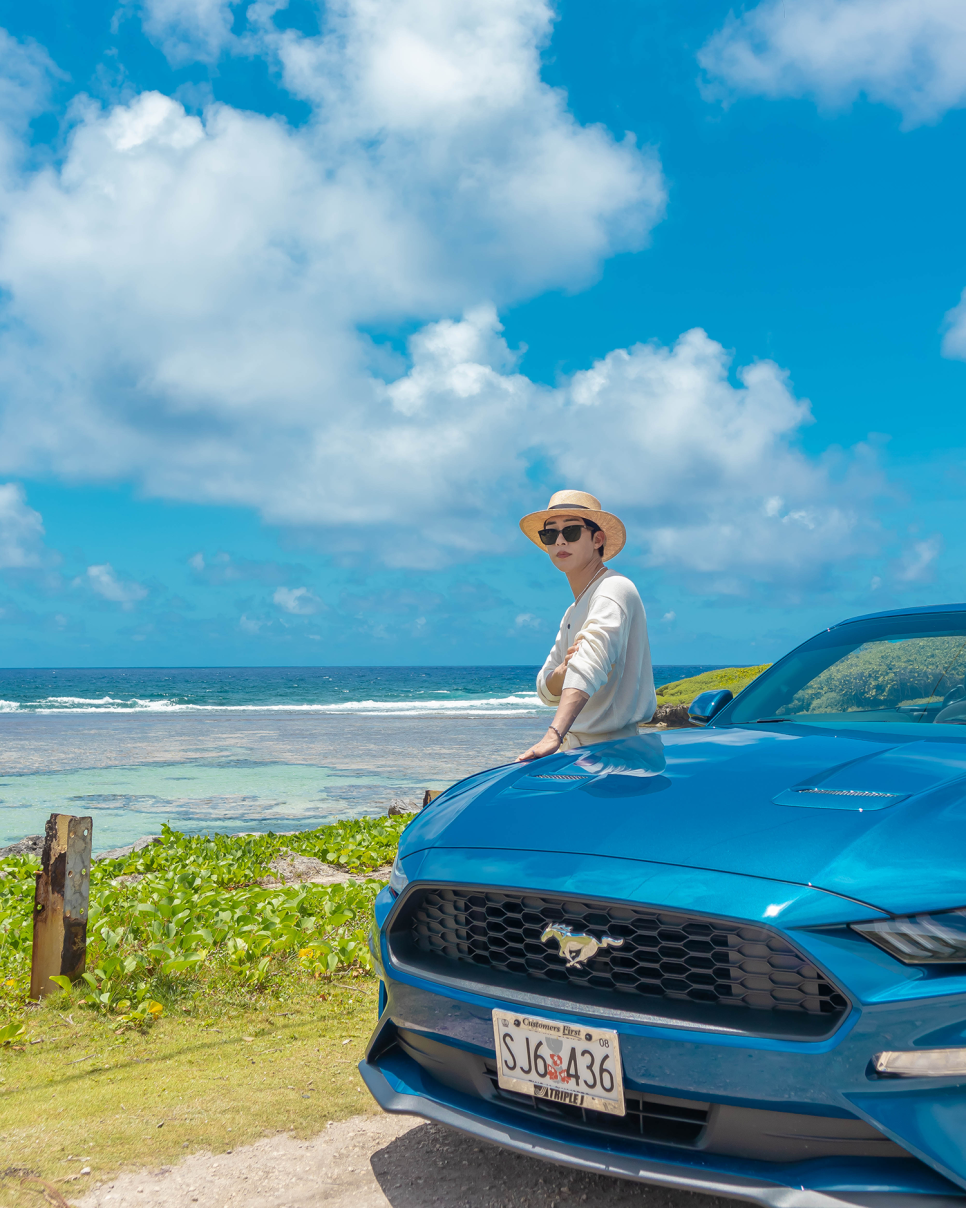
left=0, top=0, right=963, bottom=667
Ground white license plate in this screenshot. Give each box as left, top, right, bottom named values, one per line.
left=491, top=1010, right=625, bottom=1116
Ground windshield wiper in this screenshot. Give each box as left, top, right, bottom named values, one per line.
left=755, top=717, right=789, bottom=723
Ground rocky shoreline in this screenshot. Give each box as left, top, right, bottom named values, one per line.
left=0, top=832, right=172, bottom=863
left=0, top=798, right=428, bottom=864
left=645, top=702, right=696, bottom=728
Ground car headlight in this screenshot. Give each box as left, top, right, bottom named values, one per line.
left=388, top=852, right=409, bottom=897
left=852, top=907, right=966, bottom=963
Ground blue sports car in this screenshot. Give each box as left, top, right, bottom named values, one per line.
left=360, top=604, right=966, bottom=1206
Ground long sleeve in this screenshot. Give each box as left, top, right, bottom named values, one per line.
left=562, top=594, right=627, bottom=698
left=531, top=572, right=653, bottom=743
left=536, top=621, right=568, bottom=706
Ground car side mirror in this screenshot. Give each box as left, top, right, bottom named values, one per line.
left=688, top=689, right=733, bottom=725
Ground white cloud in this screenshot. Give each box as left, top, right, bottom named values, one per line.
left=554, top=327, right=880, bottom=590
left=514, top=612, right=542, bottom=629
left=83, top=564, right=149, bottom=609
left=273, top=586, right=324, bottom=615
left=662, top=611, right=676, bottom=622
left=941, top=289, right=966, bottom=359
left=0, top=482, right=53, bottom=570
left=700, top=2, right=966, bottom=367
left=895, top=536, right=941, bottom=582
left=0, top=2, right=663, bottom=519
left=0, top=29, right=59, bottom=150
left=0, top=9, right=883, bottom=596
left=699, top=0, right=966, bottom=128
left=189, top=550, right=303, bottom=585
left=340, top=314, right=877, bottom=589
left=142, top=0, right=238, bottom=64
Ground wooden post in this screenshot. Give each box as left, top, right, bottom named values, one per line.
left=29, top=814, right=93, bottom=1000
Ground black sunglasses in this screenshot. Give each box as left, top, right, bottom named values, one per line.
left=538, top=524, right=591, bottom=545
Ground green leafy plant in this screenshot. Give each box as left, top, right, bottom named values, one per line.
left=0, top=1018, right=25, bottom=1044
left=113, top=986, right=164, bottom=1029
left=298, top=929, right=372, bottom=979
left=0, top=814, right=399, bottom=1028
left=78, top=956, right=143, bottom=1011
left=278, top=815, right=411, bottom=871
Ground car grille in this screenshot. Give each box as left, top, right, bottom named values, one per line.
left=402, top=887, right=848, bottom=1026
left=483, top=1067, right=708, bottom=1146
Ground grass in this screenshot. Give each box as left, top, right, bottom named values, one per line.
left=655, top=664, right=772, bottom=708
left=0, top=814, right=412, bottom=1204
left=0, top=977, right=378, bottom=1206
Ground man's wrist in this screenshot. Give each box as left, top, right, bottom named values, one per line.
left=548, top=724, right=565, bottom=744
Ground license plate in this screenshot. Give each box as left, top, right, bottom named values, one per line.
left=491, top=1010, right=625, bottom=1116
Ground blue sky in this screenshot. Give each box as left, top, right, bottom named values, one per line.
left=0, top=0, right=963, bottom=667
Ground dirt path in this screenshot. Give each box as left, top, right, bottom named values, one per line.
left=75, top=1113, right=748, bottom=1208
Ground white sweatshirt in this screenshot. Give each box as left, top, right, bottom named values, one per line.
left=536, top=569, right=656, bottom=746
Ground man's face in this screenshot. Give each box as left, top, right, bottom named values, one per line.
left=542, top=515, right=604, bottom=575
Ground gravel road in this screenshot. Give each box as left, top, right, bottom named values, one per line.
left=74, top=1112, right=750, bottom=1208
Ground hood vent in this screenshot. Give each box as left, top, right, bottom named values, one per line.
left=774, top=786, right=905, bottom=810
left=773, top=740, right=966, bottom=811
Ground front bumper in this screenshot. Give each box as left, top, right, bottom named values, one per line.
left=365, top=861, right=966, bottom=1205
left=361, top=1038, right=965, bottom=1207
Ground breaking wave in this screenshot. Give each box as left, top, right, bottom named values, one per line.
left=19, top=692, right=549, bottom=717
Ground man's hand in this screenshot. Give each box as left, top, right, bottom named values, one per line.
left=516, top=688, right=590, bottom=762
left=545, top=641, right=580, bottom=698
left=517, top=729, right=562, bottom=762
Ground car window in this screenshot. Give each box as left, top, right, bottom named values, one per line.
left=727, top=615, right=966, bottom=725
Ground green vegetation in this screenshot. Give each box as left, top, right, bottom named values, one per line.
left=0, top=815, right=410, bottom=1027
left=785, top=636, right=966, bottom=715
left=0, top=814, right=412, bottom=1202
left=655, top=664, right=771, bottom=708
left=103, top=814, right=408, bottom=881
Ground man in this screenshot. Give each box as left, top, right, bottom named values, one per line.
left=517, top=489, right=656, bottom=760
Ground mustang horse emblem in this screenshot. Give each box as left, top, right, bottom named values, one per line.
left=541, top=924, right=624, bottom=967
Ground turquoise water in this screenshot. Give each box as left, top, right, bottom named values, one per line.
left=0, top=762, right=385, bottom=849
left=0, top=666, right=722, bottom=851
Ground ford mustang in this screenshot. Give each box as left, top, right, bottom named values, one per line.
left=360, top=603, right=966, bottom=1206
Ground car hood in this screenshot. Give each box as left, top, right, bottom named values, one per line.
left=401, top=725, right=966, bottom=915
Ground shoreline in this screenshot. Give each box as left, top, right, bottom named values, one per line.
left=0, top=665, right=759, bottom=852
left=0, top=711, right=537, bottom=851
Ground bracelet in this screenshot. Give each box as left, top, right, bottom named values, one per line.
left=548, top=724, right=565, bottom=745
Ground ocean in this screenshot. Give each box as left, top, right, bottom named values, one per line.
left=0, top=666, right=721, bottom=853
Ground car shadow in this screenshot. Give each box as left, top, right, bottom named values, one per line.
left=370, top=1120, right=747, bottom=1207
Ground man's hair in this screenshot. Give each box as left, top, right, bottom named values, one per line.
left=586, top=519, right=605, bottom=557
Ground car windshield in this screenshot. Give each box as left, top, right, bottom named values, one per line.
left=727, top=612, right=966, bottom=726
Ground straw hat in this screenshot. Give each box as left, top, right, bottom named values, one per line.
left=519, top=490, right=626, bottom=560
